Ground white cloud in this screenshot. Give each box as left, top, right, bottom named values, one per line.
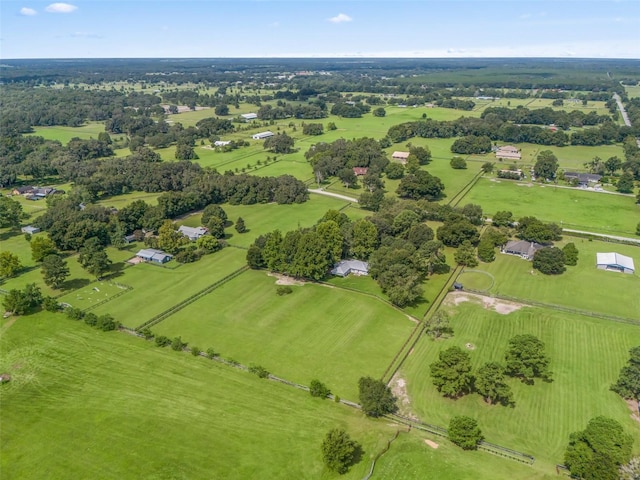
left=20, top=7, right=37, bottom=16
left=45, top=3, right=78, bottom=13
left=328, top=13, right=352, bottom=24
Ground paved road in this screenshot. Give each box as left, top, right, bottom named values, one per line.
left=613, top=93, right=632, bottom=127
left=308, top=188, right=359, bottom=203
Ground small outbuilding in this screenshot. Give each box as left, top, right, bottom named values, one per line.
left=331, top=260, right=369, bottom=277
left=501, top=240, right=544, bottom=261
left=241, top=113, right=258, bottom=121
left=391, top=151, right=410, bottom=164
left=21, top=225, right=40, bottom=235
left=495, top=146, right=521, bottom=161
left=252, top=131, right=274, bottom=140
left=178, top=225, right=208, bottom=241
left=453, top=282, right=464, bottom=290
left=596, top=252, right=635, bottom=274
left=136, top=248, right=173, bottom=264
left=214, top=140, right=231, bottom=147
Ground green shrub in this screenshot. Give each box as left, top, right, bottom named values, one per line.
left=276, top=286, right=293, bottom=296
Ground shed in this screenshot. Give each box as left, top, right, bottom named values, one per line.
left=21, top=225, right=40, bottom=235
left=136, top=248, right=173, bottom=264
left=596, top=252, right=635, bottom=274
left=331, top=260, right=369, bottom=277
left=453, top=282, right=464, bottom=290
left=391, top=151, right=410, bottom=164
left=252, top=131, right=274, bottom=140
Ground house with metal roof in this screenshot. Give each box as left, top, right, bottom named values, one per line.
left=21, top=225, right=40, bottom=235
left=331, top=260, right=369, bottom=277
left=178, top=225, right=208, bottom=241
left=241, top=113, right=258, bottom=121
left=252, top=131, right=274, bottom=140
left=136, top=248, right=173, bottom=264
left=391, top=151, right=410, bottom=164
left=501, top=240, right=544, bottom=261
left=596, top=252, right=635, bottom=274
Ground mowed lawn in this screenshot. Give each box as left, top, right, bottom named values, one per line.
left=91, top=247, right=247, bottom=328
left=456, top=238, right=640, bottom=319
left=400, top=301, right=640, bottom=473
left=463, top=177, right=640, bottom=235
left=0, top=312, right=398, bottom=480
left=153, top=269, right=416, bottom=400
left=27, top=122, right=109, bottom=143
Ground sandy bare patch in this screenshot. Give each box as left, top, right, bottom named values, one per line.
left=626, top=399, right=640, bottom=423
left=405, top=314, right=419, bottom=324
left=389, top=374, right=419, bottom=420
left=446, top=292, right=524, bottom=315
left=517, top=183, right=534, bottom=187
left=267, top=272, right=305, bottom=286
left=408, top=348, right=414, bottom=356
left=465, top=343, right=476, bottom=350
left=424, top=439, right=439, bottom=449
left=489, top=178, right=501, bottom=183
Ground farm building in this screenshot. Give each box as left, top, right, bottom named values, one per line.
left=123, top=234, right=137, bottom=244
left=563, top=172, right=602, bottom=186
left=495, top=146, right=521, bottom=160
left=21, top=225, right=40, bottom=235
left=136, top=248, right=173, bottom=264
left=596, top=252, right=635, bottom=274
left=241, top=113, right=258, bottom=120
left=12, top=186, right=58, bottom=198
left=391, top=151, right=410, bottom=164
left=214, top=140, right=231, bottom=147
left=252, top=131, right=274, bottom=140
left=353, top=167, right=369, bottom=176
left=501, top=240, right=544, bottom=260
left=331, top=260, right=369, bottom=277
left=178, top=225, right=208, bottom=241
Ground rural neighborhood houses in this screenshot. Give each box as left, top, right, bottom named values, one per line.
left=495, top=145, right=522, bottom=160
left=501, top=240, right=544, bottom=260
left=178, top=225, right=208, bottom=241
left=331, top=259, right=369, bottom=277
left=136, top=248, right=173, bottom=264
left=252, top=131, right=274, bottom=140
left=11, top=186, right=60, bottom=200
left=596, top=252, right=635, bottom=274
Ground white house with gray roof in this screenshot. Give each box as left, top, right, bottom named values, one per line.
left=331, top=260, right=369, bottom=277
left=178, top=225, right=208, bottom=241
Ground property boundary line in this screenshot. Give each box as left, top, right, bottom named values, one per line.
left=135, top=266, right=249, bottom=331
left=362, top=427, right=410, bottom=480
left=82, top=283, right=133, bottom=313
left=447, top=167, right=485, bottom=207
left=459, top=287, right=640, bottom=325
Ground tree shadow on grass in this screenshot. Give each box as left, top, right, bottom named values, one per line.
left=61, top=278, right=91, bottom=291
left=350, top=444, right=365, bottom=470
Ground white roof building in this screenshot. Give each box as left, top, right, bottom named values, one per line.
left=596, top=252, right=635, bottom=274
left=241, top=113, right=258, bottom=120
left=178, top=225, right=208, bottom=241
left=331, top=260, right=369, bottom=277
left=252, top=131, right=274, bottom=140
left=214, top=140, right=231, bottom=147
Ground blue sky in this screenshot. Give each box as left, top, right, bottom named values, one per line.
left=1, top=1, right=638, bottom=59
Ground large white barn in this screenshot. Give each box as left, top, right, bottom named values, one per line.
left=596, top=252, right=635, bottom=274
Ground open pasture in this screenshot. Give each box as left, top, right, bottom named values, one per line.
left=152, top=269, right=416, bottom=400
left=27, top=122, right=108, bottom=144
left=456, top=238, right=640, bottom=319
left=90, top=246, right=247, bottom=327
left=401, top=301, right=640, bottom=473
left=179, top=195, right=355, bottom=248
left=95, top=190, right=160, bottom=209
left=0, top=312, right=397, bottom=480
left=463, top=177, right=639, bottom=235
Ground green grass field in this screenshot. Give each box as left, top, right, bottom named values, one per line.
left=0, top=312, right=397, bottom=479
left=27, top=123, right=109, bottom=144
left=463, top=177, right=639, bottom=235
left=400, top=301, right=640, bottom=474
left=89, top=246, right=247, bottom=328
left=152, top=269, right=416, bottom=400
left=456, top=237, right=640, bottom=319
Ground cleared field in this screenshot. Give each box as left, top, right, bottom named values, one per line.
left=179, top=195, right=355, bottom=248
left=463, top=177, right=639, bottom=235
left=153, top=269, right=416, bottom=400
left=625, top=85, right=640, bottom=98
left=0, top=312, right=397, bottom=479
left=95, top=191, right=160, bottom=209
left=27, top=123, right=109, bottom=144
left=456, top=237, right=640, bottom=319
left=400, top=301, right=640, bottom=473
left=91, top=247, right=247, bottom=327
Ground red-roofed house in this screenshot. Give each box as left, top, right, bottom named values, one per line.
left=353, top=167, right=369, bottom=176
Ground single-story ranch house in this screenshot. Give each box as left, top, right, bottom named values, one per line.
left=501, top=240, right=544, bottom=260
left=563, top=172, right=602, bottom=186
left=391, top=151, right=410, bottom=164
left=596, top=252, right=635, bottom=274
left=331, top=260, right=369, bottom=277
left=136, top=248, right=173, bottom=264
left=495, top=146, right=522, bottom=161
left=178, top=225, right=208, bottom=241
left=353, top=167, right=369, bottom=176
left=21, top=225, right=40, bottom=235
left=252, top=131, right=274, bottom=140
